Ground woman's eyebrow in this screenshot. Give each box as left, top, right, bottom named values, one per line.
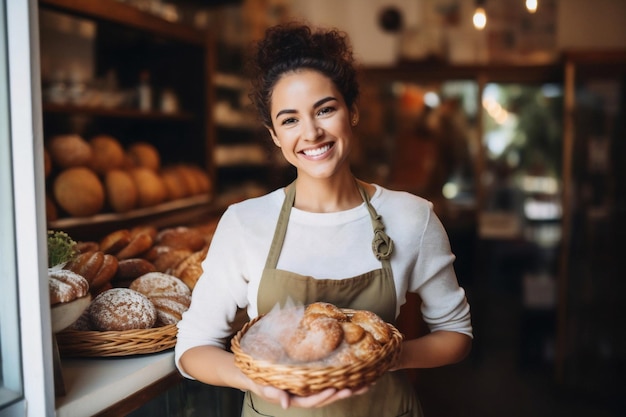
left=274, top=96, right=338, bottom=119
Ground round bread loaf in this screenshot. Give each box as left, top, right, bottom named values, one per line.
left=129, top=167, right=167, bottom=207
left=49, top=269, right=89, bottom=305
left=90, top=135, right=125, bottom=174
left=130, top=272, right=191, bottom=297
left=47, top=134, right=92, bottom=168
left=88, top=288, right=157, bottom=331
left=105, top=169, right=138, bottom=213
left=129, top=272, right=191, bottom=325
left=160, top=166, right=190, bottom=200
left=127, top=142, right=160, bottom=171
left=53, top=167, right=105, bottom=217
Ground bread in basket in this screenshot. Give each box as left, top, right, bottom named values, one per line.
left=230, top=302, right=403, bottom=396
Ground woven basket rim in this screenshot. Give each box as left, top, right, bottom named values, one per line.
left=231, top=309, right=404, bottom=396
left=56, top=323, right=177, bottom=357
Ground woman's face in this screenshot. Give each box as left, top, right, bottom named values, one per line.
left=268, top=69, right=357, bottom=181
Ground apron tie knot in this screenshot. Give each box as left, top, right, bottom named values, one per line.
left=372, top=215, right=394, bottom=260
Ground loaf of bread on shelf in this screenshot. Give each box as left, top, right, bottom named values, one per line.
left=170, top=247, right=208, bottom=291
left=127, top=142, right=160, bottom=171
left=88, top=287, right=157, bottom=331
left=129, top=272, right=191, bottom=325
left=155, top=226, right=207, bottom=252
left=47, top=134, right=92, bottom=169
left=53, top=167, right=105, bottom=217
left=114, top=258, right=157, bottom=283
left=129, top=167, right=167, bottom=207
left=104, top=169, right=138, bottom=213
left=100, top=228, right=154, bottom=260
left=64, top=251, right=118, bottom=295
left=49, top=269, right=89, bottom=305
left=89, top=134, right=125, bottom=174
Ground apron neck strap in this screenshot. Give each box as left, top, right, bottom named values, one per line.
left=264, top=180, right=394, bottom=270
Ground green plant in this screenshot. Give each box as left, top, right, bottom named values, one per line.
left=47, top=230, right=77, bottom=268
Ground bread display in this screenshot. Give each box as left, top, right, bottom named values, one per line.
left=53, top=167, right=105, bottom=217
left=88, top=288, right=157, bottom=331
left=49, top=269, right=90, bottom=305
left=170, top=247, right=207, bottom=290
left=99, top=228, right=153, bottom=260
left=44, top=132, right=213, bottom=221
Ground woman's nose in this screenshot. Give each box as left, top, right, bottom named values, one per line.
left=302, top=118, right=322, bottom=141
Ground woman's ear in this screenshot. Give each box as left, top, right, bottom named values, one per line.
left=267, top=126, right=280, bottom=147
left=350, top=106, right=360, bottom=127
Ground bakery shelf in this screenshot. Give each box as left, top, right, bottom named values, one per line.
left=39, top=0, right=207, bottom=45
left=43, top=103, right=195, bottom=121
left=47, top=194, right=217, bottom=240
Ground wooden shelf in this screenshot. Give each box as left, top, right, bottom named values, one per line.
left=43, top=103, right=195, bottom=120
left=40, top=0, right=207, bottom=45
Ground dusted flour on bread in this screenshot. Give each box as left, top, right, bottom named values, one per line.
left=88, top=288, right=157, bottom=331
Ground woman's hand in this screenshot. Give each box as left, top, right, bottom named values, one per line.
left=251, top=383, right=370, bottom=409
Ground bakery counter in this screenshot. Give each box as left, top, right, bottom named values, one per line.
left=55, top=350, right=182, bottom=417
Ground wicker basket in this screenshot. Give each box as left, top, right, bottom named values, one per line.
left=56, top=324, right=177, bottom=357
left=231, top=312, right=404, bottom=396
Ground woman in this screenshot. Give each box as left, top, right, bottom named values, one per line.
left=176, top=23, right=473, bottom=416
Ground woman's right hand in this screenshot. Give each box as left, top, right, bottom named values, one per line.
left=249, top=380, right=369, bottom=409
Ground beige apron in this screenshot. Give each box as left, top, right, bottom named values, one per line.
left=242, top=182, right=423, bottom=417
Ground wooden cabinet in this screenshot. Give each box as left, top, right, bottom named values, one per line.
left=39, top=0, right=218, bottom=240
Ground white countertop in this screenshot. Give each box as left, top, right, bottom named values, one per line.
left=55, top=351, right=176, bottom=417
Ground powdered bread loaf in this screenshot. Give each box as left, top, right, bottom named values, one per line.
left=49, top=269, right=89, bottom=305
left=88, top=288, right=157, bottom=331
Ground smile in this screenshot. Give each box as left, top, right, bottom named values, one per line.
left=301, top=143, right=332, bottom=157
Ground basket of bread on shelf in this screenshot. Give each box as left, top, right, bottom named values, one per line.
left=230, top=301, right=404, bottom=396
left=44, top=133, right=212, bottom=223
left=48, top=222, right=216, bottom=357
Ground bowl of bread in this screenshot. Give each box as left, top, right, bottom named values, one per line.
left=231, top=302, right=403, bottom=396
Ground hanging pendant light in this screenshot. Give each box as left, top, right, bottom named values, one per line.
left=473, top=0, right=487, bottom=30
left=526, top=0, right=538, bottom=13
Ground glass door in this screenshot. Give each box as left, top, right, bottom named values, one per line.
left=1, top=0, right=54, bottom=415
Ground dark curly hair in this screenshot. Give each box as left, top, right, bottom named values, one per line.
left=247, top=23, right=360, bottom=129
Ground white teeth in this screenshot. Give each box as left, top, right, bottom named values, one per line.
left=302, top=144, right=331, bottom=157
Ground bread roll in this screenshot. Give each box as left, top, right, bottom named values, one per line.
left=90, top=135, right=125, bottom=174
left=105, top=169, right=138, bottom=213
left=53, top=167, right=105, bottom=217
left=88, top=288, right=157, bottom=331
left=127, top=142, right=160, bottom=171
left=64, top=251, right=118, bottom=295
left=115, top=258, right=157, bottom=281
left=47, top=134, right=92, bottom=168
left=129, top=167, right=167, bottom=207
left=49, top=269, right=89, bottom=305
left=160, top=166, right=190, bottom=200
left=155, top=226, right=206, bottom=251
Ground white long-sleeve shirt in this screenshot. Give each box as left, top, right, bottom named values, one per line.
left=175, top=184, right=472, bottom=377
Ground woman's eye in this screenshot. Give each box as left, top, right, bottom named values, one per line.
left=281, top=117, right=297, bottom=126
left=317, top=106, right=335, bottom=117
